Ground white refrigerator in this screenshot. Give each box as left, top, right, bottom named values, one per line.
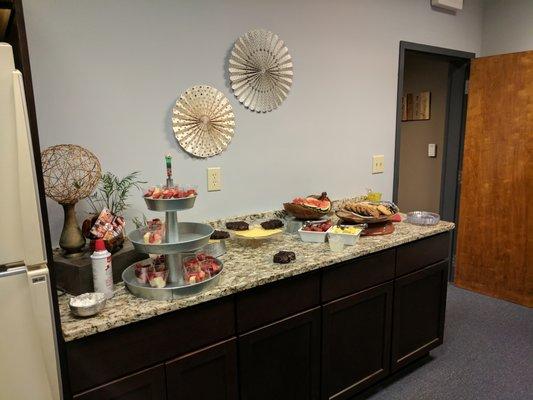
left=0, top=42, right=62, bottom=400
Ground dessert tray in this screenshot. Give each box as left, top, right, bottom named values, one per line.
left=122, top=256, right=223, bottom=301
left=123, top=156, right=221, bottom=300
left=128, top=222, right=213, bottom=254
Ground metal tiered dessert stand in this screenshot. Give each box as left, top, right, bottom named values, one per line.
left=122, top=157, right=221, bottom=300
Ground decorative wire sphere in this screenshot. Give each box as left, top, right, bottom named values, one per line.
left=41, top=144, right=101, bottom=205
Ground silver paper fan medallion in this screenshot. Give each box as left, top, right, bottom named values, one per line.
left=229, top=29, right=293, bottom=112
left=172, top=85, right=235, bottom=158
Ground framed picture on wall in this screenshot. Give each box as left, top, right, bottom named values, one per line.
left=401, top=91, right=431, bottom=121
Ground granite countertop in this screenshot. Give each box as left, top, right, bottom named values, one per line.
left=58, top=214, right=454, bottom=342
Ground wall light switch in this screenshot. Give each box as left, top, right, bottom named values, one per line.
left=372, top=155, right=385, bottom=174
left=207, top=167, right=221, bottom=191
left=428, top=143, right=437, bottom=158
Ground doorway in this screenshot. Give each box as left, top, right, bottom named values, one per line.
left=393, top=41, right=474, bottom=280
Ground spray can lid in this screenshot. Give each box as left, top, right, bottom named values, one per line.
left=94, top=239, right=106, bottom=252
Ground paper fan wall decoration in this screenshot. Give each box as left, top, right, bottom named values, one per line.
left=229, top=29, right=293, bottom=112
left=172, top=85, right=235, bottom=158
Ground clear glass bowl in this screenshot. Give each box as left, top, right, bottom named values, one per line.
left=406, top=211, right=440, bottom=226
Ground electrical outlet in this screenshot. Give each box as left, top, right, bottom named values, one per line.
left=207, top=167, right=221, bottom=191
left=372, top=155, right=384, bottom=174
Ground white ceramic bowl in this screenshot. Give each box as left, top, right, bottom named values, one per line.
left=297, top=227, right=328, bottom=243
left=326, top=226, right=363, bottom=246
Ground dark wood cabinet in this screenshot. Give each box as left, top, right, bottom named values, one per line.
left=67, top=298, right=234, bottom=393
left=322, top=282, right=393, bottom=400
left=166, top=338, right=238, bottom=400
left=391, top=260, right=449, bottom=370
left=239, top=307, right=321, bottom=400
left=66, top=232, right=452, bottom=399
left=73, top=365, right=165, bottom=400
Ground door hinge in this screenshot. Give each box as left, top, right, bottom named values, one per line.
left=464, top=80, right=469, bottom=94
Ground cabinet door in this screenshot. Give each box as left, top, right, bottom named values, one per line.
left=73, top=365, right=165, bottom=400
left=322, top=282, right=393, bottom=400
left=239, top=307, right=321, bottom=400
left=166, top=338, right=238, bottom=400
left=391, top=261, right=448, bottom=371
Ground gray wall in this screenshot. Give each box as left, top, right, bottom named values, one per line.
left=22, top=0, right=483, bottom=245
left=397, top=53, right=450, bottom=213
left=481, top=0, right=533, bottom=56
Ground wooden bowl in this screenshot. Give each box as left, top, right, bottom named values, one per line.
left=283, top=202, right=330, bottom=220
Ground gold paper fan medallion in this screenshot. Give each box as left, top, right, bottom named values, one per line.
left=229, top=29, right=293, bottom=112
left=172, top=85, right=235, bottom=158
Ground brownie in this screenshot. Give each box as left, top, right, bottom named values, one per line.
left=260, top=219, right=284, bottom=230
left=273, top=251, right=296, bottom=264
left=211, top=230, right=230, bottom=240
left=225, top=221, right=249, bottom=231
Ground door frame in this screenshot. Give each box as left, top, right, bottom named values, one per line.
left=392, top=41, right=474, bottom=280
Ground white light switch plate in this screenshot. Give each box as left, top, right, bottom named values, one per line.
left=372, top=155, right=384, bottom=174
left=207, top=167, right=221, bottom=191
left=428, top=144, right=437, bottom=157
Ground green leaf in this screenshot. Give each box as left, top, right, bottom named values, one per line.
left=84, top=170, right=145, bottom=216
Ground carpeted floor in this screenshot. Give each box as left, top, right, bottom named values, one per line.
left=356, top=284, right=533, bottom=400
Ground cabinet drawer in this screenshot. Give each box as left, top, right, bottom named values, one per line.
left=67, top=297, right=235, bottom=394
left=322, top=250, right=395, bottom=303
left=236, top=271, right=320, bottom=333
left=73, top=364, right=165, bottom=400
left=396, top=232, right=450, bottom=277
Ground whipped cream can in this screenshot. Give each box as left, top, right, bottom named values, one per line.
left=91, top=239, right=114, bottom=299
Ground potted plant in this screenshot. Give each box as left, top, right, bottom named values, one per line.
left=82, top=171, right=146, bottom=253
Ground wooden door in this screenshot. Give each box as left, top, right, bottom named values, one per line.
left=73, top=365, right=165, bottom=400
left=166, top=338, right=238, bottom=400
left=391, top=261, right=448, bottom=371
left=322, top=282, right=393, bottom=400
left=455, top=51, right=533, bottom=307
left=239, top=307, right=321, bottom=400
